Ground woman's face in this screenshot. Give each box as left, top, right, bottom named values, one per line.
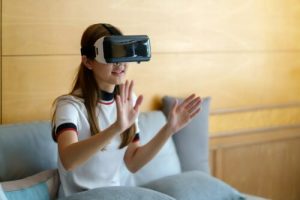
left=90, top=61, right=128, bottom=92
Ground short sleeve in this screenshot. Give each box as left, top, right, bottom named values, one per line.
left=52, top=98, right=80, bottom=142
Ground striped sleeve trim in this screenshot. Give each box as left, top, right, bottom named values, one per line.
left=52, top=123, right=78, bottom=142
left=132, top=133, right=140, bottom=143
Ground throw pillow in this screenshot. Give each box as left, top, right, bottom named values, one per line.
left=1, top=169, right=59, bottom=200
left=162, top=96, right=211, bottom=174
left=0, top=185, right=8, bottom=200
left=142, top=171, right=245, bottom=200
left=133, top=111, right=181, bottom=186
left=58, top=186, right=175, bottom=200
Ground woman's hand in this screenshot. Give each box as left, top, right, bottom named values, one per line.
left=166, top=94, right=201, bottom=134
left=115, top=80, right=143, bottom=132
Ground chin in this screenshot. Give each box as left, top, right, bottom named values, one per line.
left=112, top=78, right=125, bottom=85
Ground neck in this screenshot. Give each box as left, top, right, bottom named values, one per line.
left=98, top=83, right=115, bottom=93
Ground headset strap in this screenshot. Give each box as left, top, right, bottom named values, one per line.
left=81, top=23, right=121, bottom=57
left=80, top=46, right=95, bottom=57
left=101, top=23, right=122, bottom=36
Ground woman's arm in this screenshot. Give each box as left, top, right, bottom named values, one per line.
left=124, top=123, right=172, bottom=173
left=124, top=94, right=201, bottom=173
left=57, top=123, right=122, bottom=171
left=57, top=80, right=142, bottom=171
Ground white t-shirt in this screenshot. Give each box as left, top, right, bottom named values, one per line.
left=53, top=93, right=139, bottom=197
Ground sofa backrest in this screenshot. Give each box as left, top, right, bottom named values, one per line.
left=131, top=111, right=181, bottom=186
left=0, top=112, right=181, bottom=185
left=0, top=121, right=57, bottom=181
left=0, top=100, right=210, bottom=183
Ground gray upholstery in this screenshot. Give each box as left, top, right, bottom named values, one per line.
left=142, top=171, right=245, bottom=200
left=0, top=121, right=57, bottom=181
left=162, top=96, right=211, bottom=174
left=133, top=111, right=181, bottom=185
left=0, top=109, right=265, bottom=200
left=59, top=186, right=175, bottom=200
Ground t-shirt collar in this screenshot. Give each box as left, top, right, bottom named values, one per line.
left=98, top=89, right=115, bottom=101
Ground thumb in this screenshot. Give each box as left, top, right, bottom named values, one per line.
left=133, top=95, right=143, bottom=113
left=170, top=99, right=178, bottom=114
left=115, top=95, right=122, bottom=116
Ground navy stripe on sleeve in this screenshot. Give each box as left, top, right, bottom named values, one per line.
left=132, top=133, right=140, bottom=143
left=52, top=123, right=78, bottom=142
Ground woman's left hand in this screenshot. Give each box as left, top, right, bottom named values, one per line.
left=166, top=94, right=201, bottom=134
left=115, top=80, right=143, bottom=133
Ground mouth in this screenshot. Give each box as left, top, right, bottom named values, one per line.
left=111, top=69, right=125, bottom=76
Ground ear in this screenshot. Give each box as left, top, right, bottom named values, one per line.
left=81, top=56, right=93, bottom=70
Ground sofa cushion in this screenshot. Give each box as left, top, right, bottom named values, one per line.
left=162, top=96, right=211, bottom=174
left=0, top=121, right=57, bottom=181
left=131, top=111, right=181, bottom=186
left=0, top=169, right=59, bottom=200
left=58, top=186, right=176, bottom=200
left=142, top=171, right=245, bottom=200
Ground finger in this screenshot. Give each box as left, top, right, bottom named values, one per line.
left=185, top=96, right=201, bottom=110
left=190, top=107, right=201, bottom=119
left=120, top=84, right=125, bottom=103
left=187, top=98, right=202, bottom=113
left=115, top=95, right=122, bottom=115
left=124, top=80, right=129, bottom=103
left=128, top=80, right=134, bottom=102
left=133, top=95, right=143, bottom=112
left=180, top=94, right=196, bottom=109
left=188, top=100, right=202, bottom=114
left=171, top=99, right=178, bottom=114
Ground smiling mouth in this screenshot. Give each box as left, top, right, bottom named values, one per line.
left=111, top=70, right=125, bottom=75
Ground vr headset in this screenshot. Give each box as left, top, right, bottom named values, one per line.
left=81, top=24, right=151, bottom=64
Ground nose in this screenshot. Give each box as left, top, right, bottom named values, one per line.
left=113, top=62, right=122, bottom=67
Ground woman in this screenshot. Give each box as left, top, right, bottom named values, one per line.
left=52, top=23, right=202, bottom=197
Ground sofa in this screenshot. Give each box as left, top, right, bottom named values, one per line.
left=0, top=96, right=268, bottom=200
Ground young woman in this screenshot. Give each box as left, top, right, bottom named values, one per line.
left=52, top=23, right=202, bottom=197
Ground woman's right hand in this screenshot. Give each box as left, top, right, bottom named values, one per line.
left=166, top=94, right=201, bottom=135
left=115, top=80, right=143, bottom=132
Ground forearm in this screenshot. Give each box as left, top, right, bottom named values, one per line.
left=59, top=123, right=122, bottom=171
left=126, top=123, right=174, bottom=173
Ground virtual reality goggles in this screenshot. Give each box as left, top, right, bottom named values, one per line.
left=81, top=35, right=151, bottom=64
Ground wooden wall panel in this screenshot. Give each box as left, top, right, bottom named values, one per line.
left=2, top=0, right=300, bottom=123
left=3, top=0, right=300, bottom=55
left=210, top=106, right=300, bottom=134
left=128, top=52, right=300, bottom=110
left=2, top=56, right=79, bottom=123
left=222, top=138, right=300, bottom=200
left=3, top=53, right=300, bottom=126
left=210, top=127, right=300, bottom=200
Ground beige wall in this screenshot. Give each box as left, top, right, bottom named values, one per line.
left=2, top=1, right=300, bottom=133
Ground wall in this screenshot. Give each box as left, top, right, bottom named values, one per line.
left=1, top=0, right=300, bottom=130
left=1, top=0, right=300, bottom=128
left=1, top=0, right=300, bottom=199
left=210, top=125, right=300, bottom=199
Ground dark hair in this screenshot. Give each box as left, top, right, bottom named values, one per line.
left=52, top=23, right=136, bottom=149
